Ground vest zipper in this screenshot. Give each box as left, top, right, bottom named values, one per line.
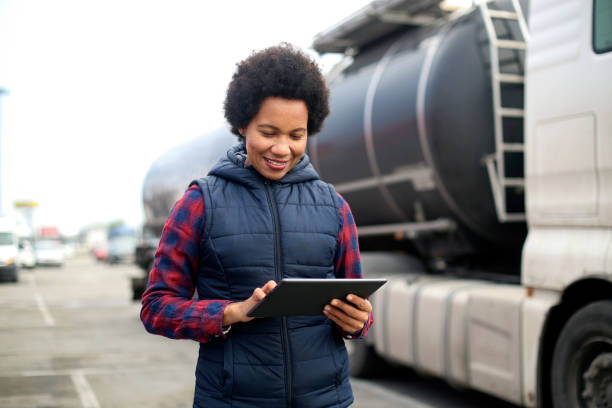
left=264, top=181, right=292, bottom=407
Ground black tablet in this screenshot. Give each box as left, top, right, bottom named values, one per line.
left=246, top=278, right=387, bottom=318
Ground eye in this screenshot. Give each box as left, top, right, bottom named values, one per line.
left=291, top=133, right=305, bottom=140
left=260, top=130, right=274, bottom=136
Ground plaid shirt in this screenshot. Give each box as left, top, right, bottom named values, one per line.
left=141, top=184, right=372, bottom=343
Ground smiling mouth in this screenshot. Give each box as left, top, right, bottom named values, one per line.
left=264, top=157, right=289, bottom=170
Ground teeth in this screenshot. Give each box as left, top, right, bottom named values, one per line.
left=266, top=159, right=286, bottom=166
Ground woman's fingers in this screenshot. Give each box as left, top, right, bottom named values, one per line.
left=323, top=295, right=371, bottom=332
left=252, top=287, right=266, bottom=302
left=251, top=281, right=277, bottom=302
left=262, top=280, right=277, bottom=294
left=329, top=297, right=370, bottom=321
left=346, top=294, right=372, bottom=313
left=224, top=281, right=279, bottom=326
left=323, top=304, right=364, bottom=332
left=244, top=281, right=278, bottom=318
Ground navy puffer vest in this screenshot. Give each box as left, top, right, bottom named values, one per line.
left=190, top=145, right=353, bottom=408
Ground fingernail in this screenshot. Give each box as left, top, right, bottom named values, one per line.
left=324, top=306, right=330, bottom=312
left=331, top=300, right=339, bottom=306
left=347, top=295, right=353, bottom=301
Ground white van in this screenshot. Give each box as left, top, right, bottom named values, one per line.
left=0, top=217, right=19, bottom=282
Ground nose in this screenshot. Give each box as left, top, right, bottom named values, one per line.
left=270, top=139, right=291, bottom=157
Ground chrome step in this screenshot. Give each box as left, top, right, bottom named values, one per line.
left=497, top=73, right=524, bottom=83
left=487, top=10, right=519, bottom=19
left=495, top=40, right=527, bottom=50
left=499, top=108, right=524, bottom=117
left=502, top=143, right=525, bottom=152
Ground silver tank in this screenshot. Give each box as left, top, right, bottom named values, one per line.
left=142, top=128, right=235, bottom=235
left=309, top=6, right=526, bottom=260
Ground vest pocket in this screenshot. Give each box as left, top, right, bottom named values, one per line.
left=333, top=340, right=349, bottom=388
left=290, top=322, right=342, bottom=398
left=229, top=332, right=285, bottom=399
left=222, top=337, right=233, bottom=398
left=195, top=342, right=227, bottom=401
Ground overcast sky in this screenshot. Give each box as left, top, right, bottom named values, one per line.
left=0, top=0, right=372, bottom=235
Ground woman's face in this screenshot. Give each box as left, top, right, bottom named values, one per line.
left=241, top=96, right=308, bottom=181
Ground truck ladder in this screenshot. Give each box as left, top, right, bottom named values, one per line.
left=479, top=0, right=529, bottom=222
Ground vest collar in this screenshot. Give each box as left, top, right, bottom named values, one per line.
left=209, top=144, right=320, bottom=187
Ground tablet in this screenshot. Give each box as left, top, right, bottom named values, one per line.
left=246, top=278, right=387, bottom=318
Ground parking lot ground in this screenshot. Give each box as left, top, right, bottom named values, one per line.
left=0, top=256, right=197, bottom=407
left=0, top=255, right=430, bottom=408
left=0, top=255, right=509, bottom=408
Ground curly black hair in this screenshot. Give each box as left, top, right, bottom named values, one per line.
left=224, top=43, right=330, bottom=139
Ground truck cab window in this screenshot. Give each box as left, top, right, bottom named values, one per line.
left=594, top=0, right=612, bottom=53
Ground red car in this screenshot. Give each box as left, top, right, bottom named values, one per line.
left=91, top=247, right=108, bottom=262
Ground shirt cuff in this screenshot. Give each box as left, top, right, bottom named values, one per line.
left=342, top=312, right=373, bottom=340
left=197, top=299, right=232, bottom=341
left=216, top=301, right=233, bottom=339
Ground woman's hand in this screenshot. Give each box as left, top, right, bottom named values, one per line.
left=323, top=294, right=372, bottom=333
left=222, top=280, right=277, bottom=326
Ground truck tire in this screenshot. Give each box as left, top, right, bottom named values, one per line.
left=132, top=260, right=153, bottom=300
left=347, top=339, right=387, bottom=378
left=551, top=300, right=612, bottom=408
left=131, top=281, right=145, bottom=301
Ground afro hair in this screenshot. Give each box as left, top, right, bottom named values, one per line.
left=224, top=43, right=330, bottom=139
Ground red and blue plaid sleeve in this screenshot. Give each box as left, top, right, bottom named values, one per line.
left=334, top=193, right=373, bottom=339
left=140, top=184, right=230, bottom=343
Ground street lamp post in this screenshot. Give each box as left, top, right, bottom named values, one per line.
left=0, top=87, right=8, bottom=217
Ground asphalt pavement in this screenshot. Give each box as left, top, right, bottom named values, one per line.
left=0, top=255, right=515, bottom=408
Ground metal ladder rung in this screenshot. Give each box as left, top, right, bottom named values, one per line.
left=487, top=10, right=519, bottom=19
left=495, top=40, right=527, bottom=50
left=502, top=178, right=525, bottom=186
left=502, top=213, right=526, bottom=222
left=502, top=143, right=524, bottom=151
left=497, top=73, right=524, bottom=83
left=499, top=108, right=524, bottom=117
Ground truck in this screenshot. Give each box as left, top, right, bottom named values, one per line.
left=137, top=0, right=611, bottom=406
left=132, top=131, right=234, bottom=299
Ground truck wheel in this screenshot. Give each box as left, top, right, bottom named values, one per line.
left=551, top=300, right=612, bottom=408
left=346, top=339, right=387, bottom=378
left=131, top=282, right=144, bottom=301
left=131, top=261, right=152, bottom=301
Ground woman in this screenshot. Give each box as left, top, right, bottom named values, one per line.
left=141, top=43, right=373, bottom=408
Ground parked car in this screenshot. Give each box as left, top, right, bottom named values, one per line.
left=107, top=234, right=137, bottom=264
left=35, top=239, right=64, bottom=267
left=92, top=246, right=108, bottom=262
left=0, top=218, right=19, bottom=282
left=17, top=240, right=36, bottom=269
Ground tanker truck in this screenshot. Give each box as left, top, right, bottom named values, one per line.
left=132, top=131, right=234, bottom=299
left=136, top=0, right=611, bottom=406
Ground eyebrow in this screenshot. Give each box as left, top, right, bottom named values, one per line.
left=257, top=124, right=307, bottom=133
